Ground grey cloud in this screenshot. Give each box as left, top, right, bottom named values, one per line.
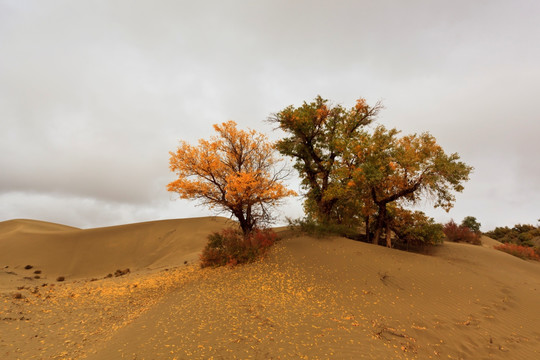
left=1, top=0, right=539, bottom=229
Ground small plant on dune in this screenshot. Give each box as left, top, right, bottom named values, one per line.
left=494, top=243, right=540, bottom=261
left=200, top=228, right=278, bottom=268
left=443, top=220, right=481, bottom=245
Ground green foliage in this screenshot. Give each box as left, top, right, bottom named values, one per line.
left=494, top=243, right=540, bottom=261
left=388, top=209, right=445, bottom=250
left=485, top=223, right=540, bottom=248
left=200, top=228, right=277, bottom=268
left=272, top=96, right=472, bottom=250
left=443, top=220, right=481, bottom=245
left=270, top=95, right=381, bottom=223
left=348, top=125, right=473, bottom=245
left=461, top=216, right=481, bottom=233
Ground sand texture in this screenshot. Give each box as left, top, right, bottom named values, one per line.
left=1, top=218, right=539, bottom=359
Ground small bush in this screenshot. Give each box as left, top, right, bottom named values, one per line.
left=494, top=243, right=540, bottom=261
left=390, top=210, right=445, bottom=250
left=443, top=220, right=481, bottom=245
left=114, top=268, right=130, bottom=277
left=200, top=228, right=277, bottom=268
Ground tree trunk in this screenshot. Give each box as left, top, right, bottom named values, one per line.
left=234, top=210, right=251, bottom=237
left=365, top=215, right=370, bottom=243
left=317, top=198, right=337, bottom=225
left=385, top=223, right=392, bottom=248
left=372, top=203, right=387, bottom=245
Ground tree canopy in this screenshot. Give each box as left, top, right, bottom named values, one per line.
left=272, top=96, right=473, bottom=248
left=269, top=95, right=382, bottom=224
left=348, top=125, right=473, bottom=244
left=461, top=216, right=481, bottom=233
left=168, top=121, right=296, bottom=235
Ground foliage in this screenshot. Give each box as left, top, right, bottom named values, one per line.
left=168, top=121, right=296, bottom=235
left=269, top=95, right=381, bottom=224
left=200, top=228, right=278, bottom=268
left=388, top=209, right=445, bottom=250
left=443, top=220, right=481, bottom=245
left=493, top=243, right=540, bottom=261
left=271, top=96, right=472, bottom=250
left=484, top=223, right=540, bottom=247
left=347, top=125, right=473, bottom=245
left=461, top=216, right=481, bottom=233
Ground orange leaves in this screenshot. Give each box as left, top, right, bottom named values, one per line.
left=168, top=121, right=295, bottom=233
left=354, top=98, right=367, bottom=111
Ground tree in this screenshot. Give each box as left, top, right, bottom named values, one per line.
left=347, top=125, right=473, bottom=245
left=167, top=121, right=296, bottom=235
left=461, top=216, right=481, bottom=233
left=269, top=95, right=382, bottom=224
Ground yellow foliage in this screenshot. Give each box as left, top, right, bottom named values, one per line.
left=168, top=121, right=296, bottom=232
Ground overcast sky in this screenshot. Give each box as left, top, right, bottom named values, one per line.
left=1, top=0, right=539, bottom=231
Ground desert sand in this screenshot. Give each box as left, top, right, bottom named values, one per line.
left=1, top=217, right=539, bottom=359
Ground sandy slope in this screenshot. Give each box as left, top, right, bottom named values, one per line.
left=1, top=219, right=539, bottom=359
left=0, top=217, right=231, bottom=287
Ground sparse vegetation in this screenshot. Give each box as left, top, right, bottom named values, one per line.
left=114, top=268, right=130, bottom=277
left=287, top=217, right=361, bottom=239
left=200, top=228, right=277, bottom=268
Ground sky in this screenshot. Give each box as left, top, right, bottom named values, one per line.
left=1, top=0, right=539, bottom=231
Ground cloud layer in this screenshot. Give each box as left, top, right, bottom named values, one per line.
left=1, top=0, right=539, bottom=230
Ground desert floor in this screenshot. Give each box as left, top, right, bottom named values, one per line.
left=1, top=217, right=539, bottom=359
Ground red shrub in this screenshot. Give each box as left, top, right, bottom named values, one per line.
left=494, top=243, right=540, bottom=261
left=200, top=228, right=278, bottom=268
left=443, top=220, right=481, bottom=245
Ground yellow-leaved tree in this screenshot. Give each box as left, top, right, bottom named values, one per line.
left=167, top=121, right=296, bottom=235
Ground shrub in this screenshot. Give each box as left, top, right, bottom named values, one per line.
left=443, top=220, right=481, bottom=245
left=390, top=210, right=445, bottom=250
left=200, top=228, right=277, bottom=268
left=494, top=243, right=540, bottom=261
left=392, top=211, right=444, bottom=250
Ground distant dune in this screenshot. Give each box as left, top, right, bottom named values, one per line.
left=0, top=217, right=231, bottom=283
left=1, top=217, right=539, bottom=359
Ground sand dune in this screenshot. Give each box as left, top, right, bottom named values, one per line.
left=1, top=218, right=539, bottom=359
left=0, top=217, right=231, bottom=284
